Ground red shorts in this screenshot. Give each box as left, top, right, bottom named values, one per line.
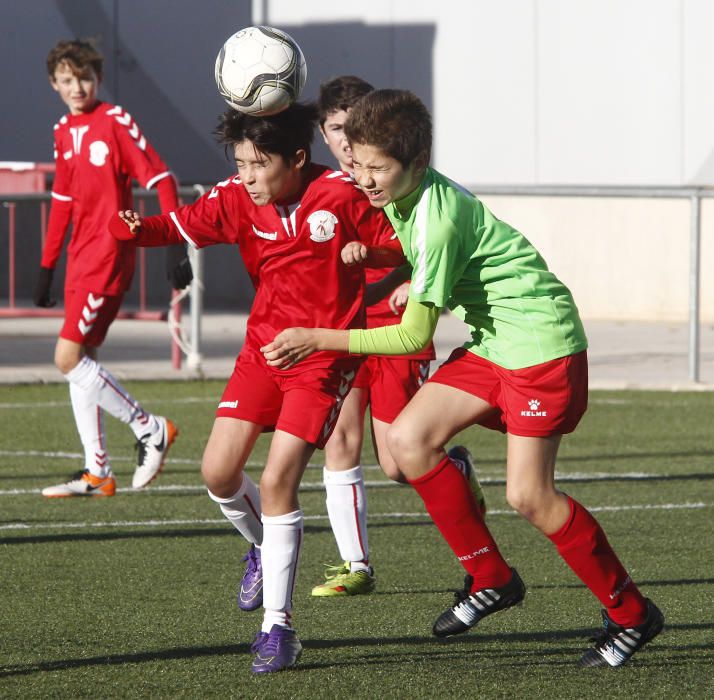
left=352, top=356, right=431, bottom=423
left=60, top=289, right=123, bottom=347
left=216, top=347, right=362, bottom=448
left=430, top=348, right=588, bottom=437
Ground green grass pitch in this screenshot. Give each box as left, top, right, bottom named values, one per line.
left=0, top=381, right=712, bottom=698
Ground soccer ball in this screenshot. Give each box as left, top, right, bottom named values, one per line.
left=215, top=26, right=307, bottom=116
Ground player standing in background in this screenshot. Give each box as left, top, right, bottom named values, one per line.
left=109, top=103, right=403, bottom=673
left=312, top=76, right=485, bottom=599
left=36, top=40, right=190, bottom=498
left=262, top=89, right=664, bottom=668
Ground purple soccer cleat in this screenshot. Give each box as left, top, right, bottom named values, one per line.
left=251, top=625, right=302, bottom=674
left=237, top=544, right=263, bottom=612
left=251, top=630, right=268, bottom=654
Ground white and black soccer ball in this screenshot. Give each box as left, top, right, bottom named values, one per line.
left=215, top=26, right=307, bottom=116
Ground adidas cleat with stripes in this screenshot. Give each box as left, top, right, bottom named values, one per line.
left=580, top=598, right=664, bottom=667
left=433, top=568, right=525, bottom=638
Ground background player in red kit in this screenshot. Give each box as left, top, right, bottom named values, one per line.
left=312, top=76, right=485, bottom=598
left=109, top=103, right=403, bottom=673
left=36, top=40, right=190, bottom=498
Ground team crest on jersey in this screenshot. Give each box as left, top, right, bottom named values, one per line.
left=307, top=210, right=338, bottom=242
left=89, top=141, right=109, bottom=166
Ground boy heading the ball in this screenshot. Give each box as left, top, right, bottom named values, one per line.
left=38, top=39, right=190, bottom=498
left=109, top=103, right=402, bottom=674
left=262, top=89, right=664, bottom=667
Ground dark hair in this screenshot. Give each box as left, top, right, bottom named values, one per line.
left=215, top=102, right=319, bottom=165
left=344, top=89, right=432, bottom=168
left=317, top=75, right=374, bottom=126
left=47, top=39, right=104, bottom=80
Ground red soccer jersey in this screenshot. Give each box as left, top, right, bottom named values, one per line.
left=42, top=101, right=174, bottom=295
left=135, top=165, right=402, bottom=372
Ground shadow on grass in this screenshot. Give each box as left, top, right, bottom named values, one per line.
left=3, top=459, right=714, bottom=484
left=1, top=623, right=710, bottom=679
left=0, top=641, right=249, bottom=679
left=373, top=576, right=714, bottom=597
left=0, top=519, right=433, bottom=546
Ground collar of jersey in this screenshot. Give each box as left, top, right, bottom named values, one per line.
left=66, top=100, right=104, bottom=124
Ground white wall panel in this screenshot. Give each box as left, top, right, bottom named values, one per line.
left=537, top=0, right=682, bottom=184
left=683, top=0, right=714, bottom=184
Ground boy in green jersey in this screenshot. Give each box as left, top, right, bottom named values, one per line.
left=311, top=76, right=484, bottom=599
left=261, top=90, right=663, bottom=667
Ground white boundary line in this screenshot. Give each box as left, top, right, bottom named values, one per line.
left=0, top=397, right=216, bottom=409
left=0, top=502, right=707, bottom=532
left=0, top=469, right=680, bottom=497
left=3, top=395, right=689, bottom=410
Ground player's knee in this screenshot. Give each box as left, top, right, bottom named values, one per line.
left=201, top=455, right=238, bottom=498
left=380, top=461, right=407, bottom=483
left=325, top=425, right=361, bottom=464
left=506, top=486, right=535, bottom=520
left=386, top=420, right=427, bottom=464
left=506, top=484, right=552, bottom=524
left=258, top=470, right=297, bottom=512
left=54, top=347, right=81, bottom=375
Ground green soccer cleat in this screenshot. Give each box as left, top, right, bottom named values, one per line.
left=448, top=445, right=487, bottom=516
left=311, top=562, right=376, bottom=597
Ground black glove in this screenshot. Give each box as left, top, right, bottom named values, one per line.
left=166, top=244, right=193, bottom=290
left=33, top=266, right=56, bottom=307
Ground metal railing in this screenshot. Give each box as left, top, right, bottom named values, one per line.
left=470, top=185, right=710, bottom=383
left=3, top=184, right=709, bottom=380
left=0, top=185, right=205, bottom=370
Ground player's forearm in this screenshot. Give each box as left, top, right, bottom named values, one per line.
left=40, top=198, right=72, bottom=268
left=108, top=212, right=184, bottom=247
left=365, top=264, right=412, bottom=306
left=364, top=243, right=406, bottom=269
left=312, top=328, right=351, bottom=353
left=348, top=298, right=440, bottom=355
left=155, top=175, right=179, bottom=214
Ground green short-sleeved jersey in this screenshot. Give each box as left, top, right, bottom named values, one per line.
left=384, top=168, right=588, bottom=370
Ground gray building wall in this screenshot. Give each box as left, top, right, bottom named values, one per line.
left=0, top=1, right=434, bottom=309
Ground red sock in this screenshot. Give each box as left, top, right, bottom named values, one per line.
left=409, top=456, right=511, bottom=590
left=548, top=495, right=647, bottom=626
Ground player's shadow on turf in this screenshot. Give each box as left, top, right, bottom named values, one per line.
left=1, top=623, right=710, bottom=678
left=0, top=527, right=233, bottom=546
left=0, top=642, right=251, bottom=679
left=529, top=577, right=714, bottom=590
left=0, top=516, right=436, bottom=545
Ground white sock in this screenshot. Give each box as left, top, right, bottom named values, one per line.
left=65, top=357, right=158, bottom=439
left=324, top=465, right=369, bottom=570
left=261, top=510, right=303, bottom=633
left=207, top=475, right=263, bottom=544
left=68, top=382, right=110, bottom=477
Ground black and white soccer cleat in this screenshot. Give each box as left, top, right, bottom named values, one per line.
left=433, top=568, right=526, bottom=637
left=580, top=598, right=664, bottom=667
